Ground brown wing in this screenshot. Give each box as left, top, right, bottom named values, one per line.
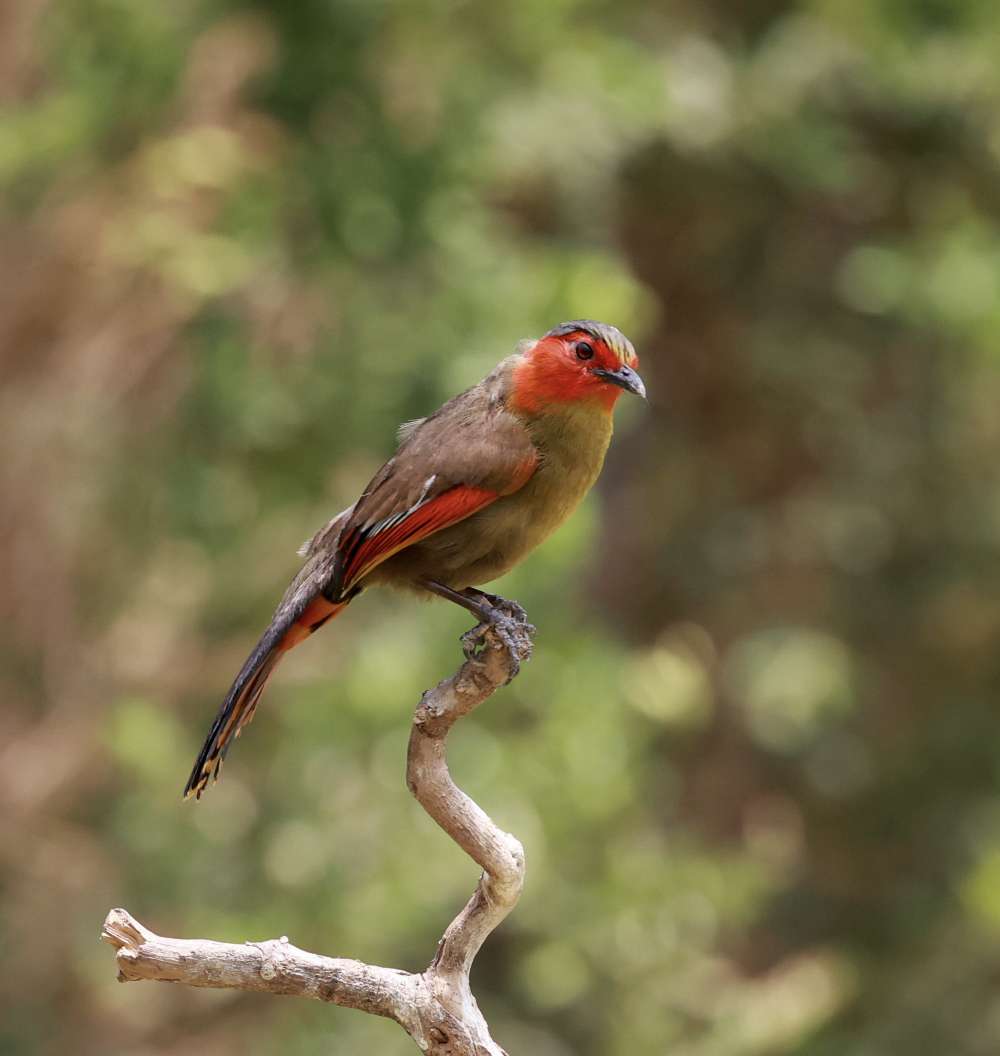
left=327, top=366, right=538, bottom=598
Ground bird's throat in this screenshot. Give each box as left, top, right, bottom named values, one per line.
left=518, top=395, right=614, bottom=489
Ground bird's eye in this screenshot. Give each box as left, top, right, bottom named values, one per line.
left=575, top=341, right=595, bottom=360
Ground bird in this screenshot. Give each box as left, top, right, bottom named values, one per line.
left=184, top=320, right=644, bottom=798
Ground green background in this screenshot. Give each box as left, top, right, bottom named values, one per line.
left=4, top=1, right=1000, bottom=1053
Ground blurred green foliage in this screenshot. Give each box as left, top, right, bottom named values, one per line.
left=4, top=1, right=1000, bottom=1054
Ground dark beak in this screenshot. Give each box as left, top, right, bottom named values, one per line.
left=595, top=364, right=646, bottom=399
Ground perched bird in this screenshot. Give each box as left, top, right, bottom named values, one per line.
left=184, top=320, right=644, bottom=798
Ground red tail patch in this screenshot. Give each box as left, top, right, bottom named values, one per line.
left=279, top=595, right=345, bottom=652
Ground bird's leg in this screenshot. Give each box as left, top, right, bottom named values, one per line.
left=422, top=579, right=494, bottom=621
left=422, top=580, right=534, bottom=675
left=460, top=587, right=529, bottom=625
left=422, top=580, right=531, bottom=628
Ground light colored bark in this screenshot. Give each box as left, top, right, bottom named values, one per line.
left=102, top=615, right=534, bottom=1055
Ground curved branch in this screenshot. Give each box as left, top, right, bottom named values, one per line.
left=407, top=619, right=530, bottom=986
left=102, top=611, right=535, bottom=1056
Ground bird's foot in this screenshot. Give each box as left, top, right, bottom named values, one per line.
left=460, top=594, right=535, bottom=680
left=420, top=579, right=535, bottom=679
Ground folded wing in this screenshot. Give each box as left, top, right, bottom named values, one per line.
left=327, top=383, right=539, bottom=598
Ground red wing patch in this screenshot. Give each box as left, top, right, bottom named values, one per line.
left=340, top=484, right=498, bottom=592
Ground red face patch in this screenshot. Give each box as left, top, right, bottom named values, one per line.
left=510, top=331, right=639, bottom=414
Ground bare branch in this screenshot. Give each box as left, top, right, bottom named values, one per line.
left=101, top=908, right=413, bottom=1020
left=102, top=613, right=535, bottom=1056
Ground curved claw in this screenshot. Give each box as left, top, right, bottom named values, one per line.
left=459, top=608, right=533, bottom=682
left=461, top=623, right=490, bottom=660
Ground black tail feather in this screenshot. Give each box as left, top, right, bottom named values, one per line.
left=184, top=578, right=353, bottom=799
left=183, top=623, right=289, bottom=799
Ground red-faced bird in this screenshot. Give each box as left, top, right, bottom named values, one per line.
left=184, top=320, right=643, bottom=798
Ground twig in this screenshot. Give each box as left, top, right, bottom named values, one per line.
left=102, top=613, right=534, bottom=1055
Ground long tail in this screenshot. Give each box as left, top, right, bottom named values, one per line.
left=183, top=594, right=349, bottom=799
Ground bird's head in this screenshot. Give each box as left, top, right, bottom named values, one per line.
left=510, top=320, right=644, bottom=414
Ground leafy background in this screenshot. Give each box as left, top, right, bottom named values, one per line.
left=4, top=1, right=1000, bottom=1053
